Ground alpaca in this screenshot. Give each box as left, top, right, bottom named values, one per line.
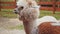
left=14, top=0, right=60, bottom=34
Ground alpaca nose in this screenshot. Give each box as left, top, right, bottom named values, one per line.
left=14, top=9, right=18, bottom=14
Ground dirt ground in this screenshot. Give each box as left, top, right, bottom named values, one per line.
left=0, top=17, right=26, bottom=34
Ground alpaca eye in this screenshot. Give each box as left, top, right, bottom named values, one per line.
left=18, top=6, right=24, bottom=11
left=21, top=6, right=24, bottom=9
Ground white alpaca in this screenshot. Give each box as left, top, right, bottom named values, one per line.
left=14, top=0, right=60, bottom=34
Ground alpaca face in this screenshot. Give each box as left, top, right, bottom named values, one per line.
left=14, top=0, right=38, bottom=14
left=14, top=0, right=40, bottom=21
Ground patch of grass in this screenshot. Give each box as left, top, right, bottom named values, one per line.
left=9, top=25, right=24, bottom=30
left=0, top=9, right=17, bottom=18
left=40, top=10, right=60, bottom=20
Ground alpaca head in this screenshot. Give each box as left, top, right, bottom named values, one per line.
left=14, top=0, right=28, bottom=14
left=14, top=0, right=40, bottom=22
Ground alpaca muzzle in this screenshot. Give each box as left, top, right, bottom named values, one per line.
left=14, top=10, right=18, bottom=14
left=14, top=6, right=24, bottom=14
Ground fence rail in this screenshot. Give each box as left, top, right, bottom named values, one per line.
left=0, top=0, right=60, bottom=14
left=39, top=0, right=60, bottom=14
left=0, top=0, right=16, bottom=9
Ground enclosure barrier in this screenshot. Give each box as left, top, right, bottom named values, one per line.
left=38, top=0, right=60, bottom=14
left=0, top=0, right=16, bottom=10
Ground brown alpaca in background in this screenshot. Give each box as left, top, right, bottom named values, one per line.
left=38, top=22, right=60, bottom=34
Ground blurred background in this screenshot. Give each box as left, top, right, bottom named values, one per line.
left=0, top=0, right=60, bottom=34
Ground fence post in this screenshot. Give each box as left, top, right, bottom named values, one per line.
left=15, top=0, right=16, bottom=8
left=53, top=0, right=56, bottom=14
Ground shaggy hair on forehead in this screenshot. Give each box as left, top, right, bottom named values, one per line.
left=17, top=0, right=39, bottom=8
left=17, top=0, right=27, bottom=7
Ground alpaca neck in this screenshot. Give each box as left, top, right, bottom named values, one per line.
left=23, top=20, right=37, bottom=34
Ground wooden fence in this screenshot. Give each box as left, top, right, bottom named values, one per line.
left=0, top=0, right=16, bottom=9
left=38, top=0, right=60, bottom=14
left=0, top=0, right=60, bottom=14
